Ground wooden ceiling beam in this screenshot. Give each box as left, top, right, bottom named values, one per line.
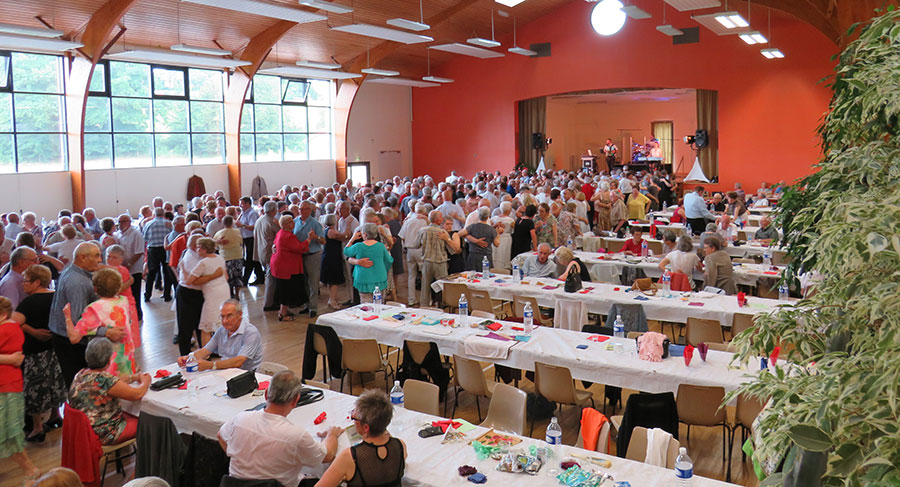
left=747, top=0, right=886, bottom=46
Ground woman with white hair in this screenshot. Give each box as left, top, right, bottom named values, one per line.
left=187, top=237, right=230, bottom=344
left=591, top=181, right=612, bottom=231
left=491, top=202, right=515, bottom=271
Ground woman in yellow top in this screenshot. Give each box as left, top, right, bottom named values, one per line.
left=214, top=215, right=244, bottom=299
left=627, top=187, right=651, bottom=220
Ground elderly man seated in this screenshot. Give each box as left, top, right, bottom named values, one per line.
left=521, top=243, right=556, bottom=278
left=218, top=370, right=342, bottom=487
left=754, top=216, right=779, bottom=244
left=177, top=299, right=262, bottom=371
left=715, top=214, right=738, bottom=243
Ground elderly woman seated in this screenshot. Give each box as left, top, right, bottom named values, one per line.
left=555, top=246, right=591, bottom=283
left=316, top=390, right=406, bottom=487
left=67, top=338, right=151, bottom=445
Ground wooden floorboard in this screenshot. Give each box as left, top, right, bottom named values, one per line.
left=1, top=272, right=757, bottom=486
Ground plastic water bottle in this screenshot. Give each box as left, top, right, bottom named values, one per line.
left=458, top=294, right=468, bottom=325
left=662, top=201, right=668, bottom=213
left=512, top=262, right=520, bottom=283
left=567, top=237, right=574, bottom=250
left=641, top=240, right=648, bottom=257
left=390, top=380, right=404, bottom=408
left=184, top=353, right=199, bottom=399
left=372, top=286, right=383, bottom=312
left=778, top=284, right=789, bottom=301
left=661, top=269, right=672, bottom=298
left=482, top=256, right=491, bottom=278
left=545, top=416, right=563, bottom=475
left=613, top=314, right=625, bottom=339
left=675, top=447, right=694, bottom=486
left=523, top=301, right=534, bottom=336
left=763, top=250, right=771, bottom=267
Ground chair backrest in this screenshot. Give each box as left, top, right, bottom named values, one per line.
left=512, top=295, right=547, bottom=324
left=341, top=339, right=384, bottom=373
left=61, top=403, right=103, bottom=485
left=624, top=426, right=680, bottom=468
left=607, top=303, right=648, bottom=333
left=312, top=329, right=329, bottom=356
left=575, top=408, right=611, bottom=454
left=220, top=475, right=282, bottom=487
left=647, top=240, right=663, bottom=256
left=732, top=313, right=755, bottom=337
left=685, top=317, right=724, bottom=345
left=442, top=282, right=471, bottom=309
left=480, top=383, right=527, bottom=435
left=467, top=289, right=495, bottom=314
left=772, top=250, right=790, bottom=266
left=589, top=263, right=621, bottom=284
left=676, top=384, right=726, bottom=426
left=583, top=236, right=603, bottom=253
left=258, top=361, right=288, bottom=376
left=554, top=299, right=588, bottom=331
left=605, top=239, right=625, bottom=253
left=405, top=340, right=433, bottom=365
left=534, top=361, right=577, bottom=405
left=452, top=355, right=489, bottom=397
left=403, top=379, right=440, bottom=416
left=471, top=310, right=494, bottom=319
left=735, top=394, right=766, bottom=430
left=385, top=301, right=406, bottom=308
left=490, top=267, right=511, bottom=275
left=737, top=230, right=748, bottom=241
left=626, top=331, right=642, bottom=339
left=304, top=380, right=330, bottom=390
left=420, top=306, right=444, bottom=312
left=616, top=392, right=679, bottom=455
left=669, top=272, right=692, bottom=292
left=705, top=342, right=735, bottom=353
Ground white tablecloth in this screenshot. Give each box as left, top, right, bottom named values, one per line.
left=129, top=363, right=738, bottom=487
left=317, top=306, right=759, bottom=395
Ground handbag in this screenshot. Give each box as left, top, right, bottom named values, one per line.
left=226, top=370, right=259, bottom=398
left=563, top=261, right=583, bottom=292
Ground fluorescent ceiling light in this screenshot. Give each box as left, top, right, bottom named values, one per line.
left=495, top=0, right=525, bottom=6
left=422, top=75, right=454, bottom=83
left=170, top=44, right=231, bottom=56
left=258, top=65, right=362, bottom=79
left=361, top=67, right=400, bottom=76
left=621, top=5, right=651, bottom=19
left=739, top=30, right=767, bottom=44
left=0, top=33, right=83, bottom=53
left=713, top=11, right=749, bottom=29
left=366, top=77, right=439, bottom=88
left=296, top=60, right=341, bottom=69
left=508, top=46, right=537, bottom=56
left=0, top=22, right=64, bottom=38
left=760, top=47, right=784, bottom=59
left=298, top=0, right=352, bottom=14
left=107, top=48, right=250, bottom=69
left=181, top=0, right=327, bottom=24
left=331, top=23, right=433, bottom=44
left=386, top=18, right=430, bottom=31
left=467, top=37, right=501, bottom=48
left=663, top=0, right=720, bottom=11
left=429, top=42, right=504, bottom=58
left=655, top=24, right=683, bottom=36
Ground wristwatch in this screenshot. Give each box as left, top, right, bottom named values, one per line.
left=212, top=361, right=217, bottom=370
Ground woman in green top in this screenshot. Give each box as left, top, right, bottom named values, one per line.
left=344, top=223, right=394, bottom=302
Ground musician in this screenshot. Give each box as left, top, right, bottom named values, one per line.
left=603, top=139, right=617, bottom=173
left=649, top=140, right=662, bottom=158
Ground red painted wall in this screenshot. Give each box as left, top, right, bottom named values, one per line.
left=411, top=0, right=836, bottom=192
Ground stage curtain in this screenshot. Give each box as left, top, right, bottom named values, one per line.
left=696, top=89, right=719, bottom=180
left=518, top=96, right=546, bottom=171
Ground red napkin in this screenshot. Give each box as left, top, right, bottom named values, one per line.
left=770, top=346, right=781, bottom=365
left=362, top=315, right=378, bottom=321
left=178, top=381, right=187, bottom=390
left=587, top=335, right=610, bottom=343
left=684, top=345, right=694, bottom=366
left=763, top=271, right=779, bottom=275
left=737, top=292, right=747, bottom=307
left=486, top=322, right=502, bottom=331
left=471, top=279, right=481, bottom=283
left=314, top=412, right=327, bottom=425
left=155, top=369, right=171, bottom=378
left=258, top=381, right=270, bottom=390
left=432, top=420, right=462, bottom=433
left=689, top=302, right=705, bottom=307
left=698, top=343, right=709, bottom=362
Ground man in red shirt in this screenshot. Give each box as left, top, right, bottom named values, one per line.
left=620, top=229, right=645, bottom=256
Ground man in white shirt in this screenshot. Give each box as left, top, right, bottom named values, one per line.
left=436, top=189, right=465, bottom=231
left=115, top=213, right=145, bottom=320
left=398, top=203, right=428, bottom=306
left=716, top=214, right=738, bottom=243
left=336, top=201, right=360, bottom=304
left=751, top=190, right=770, bottom=208
left=445, top=170, right=459, bottom=184
left=206, top=207, right=227, bottom=236
left=4, top=213, right=22, bottom=241
left=218, top=370, right=341, bottom=487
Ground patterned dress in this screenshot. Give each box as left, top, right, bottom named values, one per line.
left=75, top=296, right=136, bottom=376
left=68, top=369, right=126, bottom=445
left=535, top=215, right=558, bottom=247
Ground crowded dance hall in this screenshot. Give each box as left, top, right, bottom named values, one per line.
left=0, top=0, right=894, bottom=486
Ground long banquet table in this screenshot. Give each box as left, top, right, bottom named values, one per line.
left=131, top=363, right=739, bottom=487
left=577, top=232, right=781, bottom=259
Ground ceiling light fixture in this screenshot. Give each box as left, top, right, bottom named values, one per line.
left=367, top=77, right=439, bottom=88
left=739, top=30, right=766, bottom=44
left=468, top=9, right=501, bottom=48
left=591, top=0, right=627, bottom=36
left=760, top=48, right=783, bottom=59
left=170, top=44, right=232, bottom=56
left=298, top=0, right=352, bottom=14
left=495, top=0, right=526, bottom=6
left=0, top=33, right=82, bottom=53
left=429, top=42, right=504, bottom=58
left=662, top=0, right=719, bottom=11
left=422, top=49, right=453, bottom=83
left=508, top=17, right=537, bottom=56
left=0, top=22, right=64, bottom=38
left=331, top=23, right=433, bottom=44
left=386, top=0, right=430, bottom=31
left=713, top=11, right=748, bottom=28
left=656, top=1, right=682, bottom=36
left=621, top=5, right=651, bottom=19
left=181, top=0, right=327, bottom=23
left=107, top=48, right=251, bottom=68
left=296, top=60, right=342, bottom=69
left=361, top=68, right=400, bottom=76
left=258, top=65, right=362, bottom=79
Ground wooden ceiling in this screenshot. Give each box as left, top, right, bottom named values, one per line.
left=0, top=0, right=886, bottom=79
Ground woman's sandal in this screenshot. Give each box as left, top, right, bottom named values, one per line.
left=278, top=313, right=295, bottom=322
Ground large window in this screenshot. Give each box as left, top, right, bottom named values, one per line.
left=0, top=52, right=67, bottom=173
left=241, top=76, right=332, bottom=162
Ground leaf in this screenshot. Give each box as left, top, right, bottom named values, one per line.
left=862, top=457, right=894, bottom=467
left=788, top=425, right=833, bottom=452
left=760, top=472, right=784, bottom=487
left=828, top=443, right=863, bottom=476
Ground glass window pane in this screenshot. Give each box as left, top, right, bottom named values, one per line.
left=0, top=56, right=10, bottom=89
left=89, top=63, right=106, bottom=93
left=14, top=94, right=64, bottom=132
left=255, top=134, right=282, bottom=162
left=240, top=104, right=254, bottom=133
left=308, top=107, right=329, bottom=133
left=155, top=134, right=190, bottom=166
left=252, top=75, right=280, bottom=104
left=190, top=101, right=223, bottom=132
left=254, top=105, right=281, bottom=132
left=240, top=134, right=254, bottom=162
left=282, top=79, right=309, bottom=103
left=0, top=134, right=13, bottom=173
left=16, top=133, right=65, bottom=172
left=112, top=98, right=152, bottom=132
left=154, top=99, right=189, bottom=132
left=189, top=69, right=224, bottom=101
left=307, top=80, right=331, bottom=106
left=110, top=62, right=151, bottom=97
left=309, top=133, right=331, bottom=160
left=84, top=133, right=112, bottom=170
left=282, top=105, right=307, bottom=132
left=284, top=134, right=308, bottom=160
left=191, top=134, right=224, bottom=165
left=113, top=133, right=153, bottom=168
left=0, top=93, right=11, bottom=132
left=11, top=53, right=62, bottom=93
left=84, top=97, right=111, bottom=132
left=152, top=67, right=186, bottom=97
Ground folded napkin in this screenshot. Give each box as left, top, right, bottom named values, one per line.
left=486, top=322, right=502, bottom=331
left=463, top=334, right=517, bottom=360
left=155, top=369, right=171, bottom=378
left=432, top=420, right=462, bottom=433
left=258, top=381, right=270, bottom=390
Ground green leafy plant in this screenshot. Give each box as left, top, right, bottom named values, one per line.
left=728, top=7, right=900, bottom=487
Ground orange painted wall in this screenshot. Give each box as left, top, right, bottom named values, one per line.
left=410, top=0, right=836, bottom=192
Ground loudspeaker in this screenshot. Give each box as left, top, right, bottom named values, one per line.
left=694, top=129, right=709, bottom=149
left=532, top=132, right=544, bottom=150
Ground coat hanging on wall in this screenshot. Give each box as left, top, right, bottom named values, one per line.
left=186, top=175, right=206, bottom=200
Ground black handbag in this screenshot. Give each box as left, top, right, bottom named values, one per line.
left=150, top=373, right=185, bottom=391
left=564, top=261, right=583, bottom=292
left=226, top=370, right=259, bottom=398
